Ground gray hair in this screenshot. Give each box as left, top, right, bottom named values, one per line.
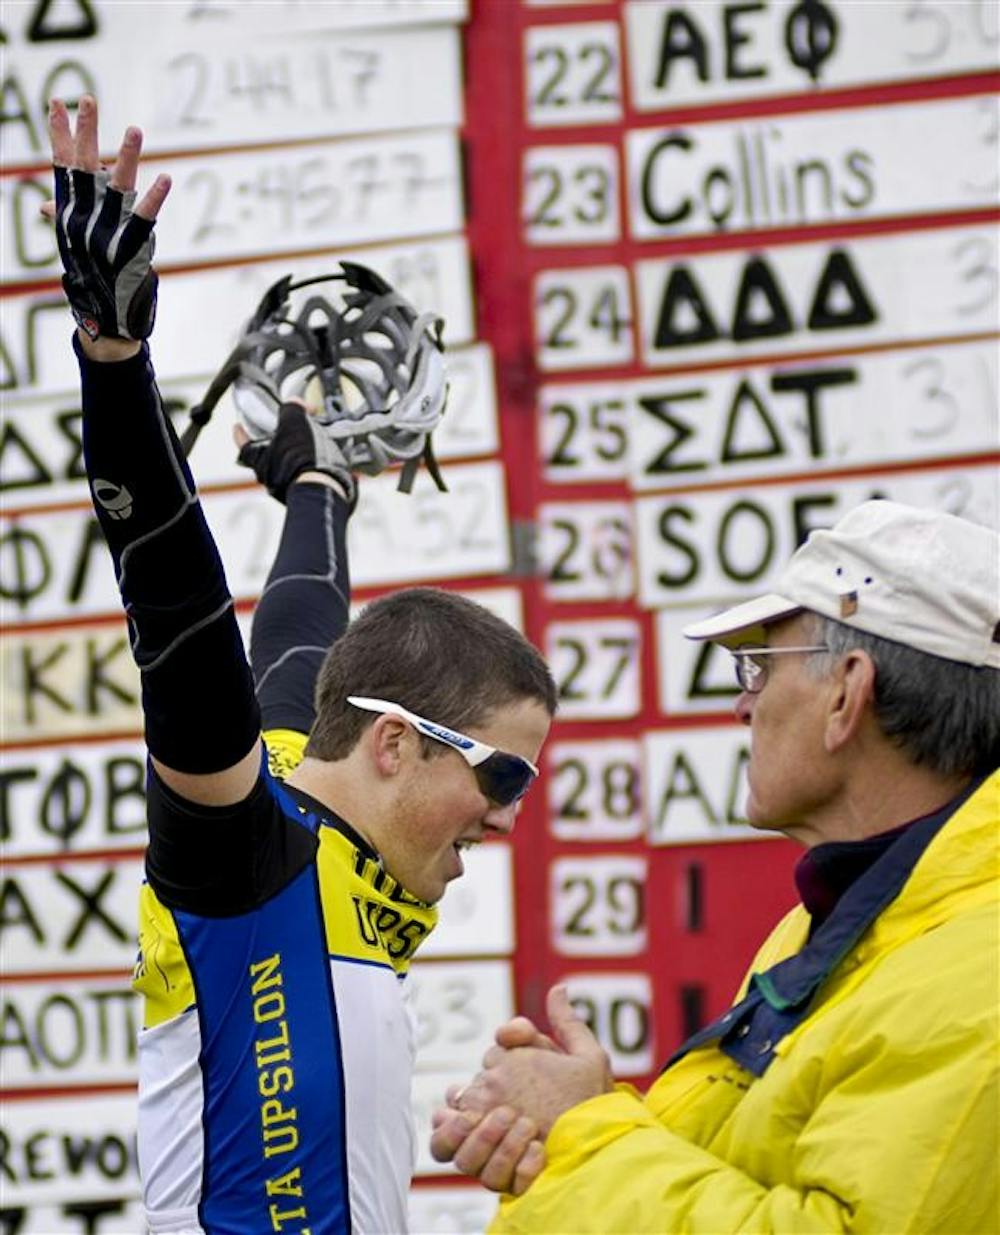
left=803, top=615, right=1000, bottom=779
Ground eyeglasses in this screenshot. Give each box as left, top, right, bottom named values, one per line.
left=731, top=646, right=829, bottom=694
left=347, top=696, right=539, bottom=807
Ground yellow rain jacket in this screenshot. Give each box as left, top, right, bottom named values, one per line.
left=492, top=771, right=999, bottom=1234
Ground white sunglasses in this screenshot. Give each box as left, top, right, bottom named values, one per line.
left=347, top=696, right=539, bottom=806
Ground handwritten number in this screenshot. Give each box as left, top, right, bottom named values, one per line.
left=902, top=356, right=959, bottom=438
left=903, top=2, right=951, bottom=62
left=556, top=758, right=589, bottom=820
left=574, top=165, right=610, bottom=224
left=549, top=520, right=582, bottom=583
left=527, top=167, right=564, bottom=229
left=555, top=635, right=636, bottom=701
left=532, top=45, right=570, bottom=107
left=456, top=482, right=493, bottom=551
left=952, top=235, right=998, bottom=316
left=563, top=876, right=597, bottom=936
left=600, top=637, right=634, bottom=698
left=526, top=163, right=610, bottom=230
left=553, top=757, right=639, bottom=824
left=185, top=170, right=228, bottom=242
left=579, top=42, right=617, bottom=103
left=541, top=284, right=627, bottom=350
left=438, top=356, right=480, bottom=441
left=563, top=875, right=642, bottom=937
left=169, top=52, right=211, bottom=127
left=547, top=404, right=580, bottom=466
left=530, top=39, right=618, bottom=111
left=542, top=288, right=578, bottom=350
left=962, top=97, right=1000, bottom=196
left=557, top=638, right=588, bottom=701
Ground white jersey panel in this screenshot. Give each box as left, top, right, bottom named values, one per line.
left=330, top=957, right=417, bottom=1234
left=137, top=1008, right=207, bottom=1235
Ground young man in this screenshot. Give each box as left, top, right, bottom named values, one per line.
left=49, top=96, right=555, bottom=1235
left=433, top=500, right=1000, bottom=1234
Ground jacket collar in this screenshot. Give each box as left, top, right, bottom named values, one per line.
left=664, top=771, right=997, bottom=1077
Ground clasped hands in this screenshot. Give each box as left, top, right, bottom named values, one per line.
left=430, top=985, right=613, bottom=1196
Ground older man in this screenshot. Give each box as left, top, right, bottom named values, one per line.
left=432, top=499, right=1000, bottom=1234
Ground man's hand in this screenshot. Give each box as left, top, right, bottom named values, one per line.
left=493, top=1013, right=558, bottom=1052
left=48, top=95, right=171, bottom=359
left=429, top=985, right=613, bottom=1194
left=430, top=1104, right=546, bottom=1197
left=460, top=985, right=613, bottom=1137
left=234, top=403, right=357, bottom=508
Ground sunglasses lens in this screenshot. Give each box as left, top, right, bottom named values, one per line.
left=474, top=752, right=536, bottom=807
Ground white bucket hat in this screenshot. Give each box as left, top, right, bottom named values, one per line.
left=682, top=500, right=1000, bottom=669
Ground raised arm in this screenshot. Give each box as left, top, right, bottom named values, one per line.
left=238, top=409, right=354, bottom=777
left=51, top=95, right=262, bottom=806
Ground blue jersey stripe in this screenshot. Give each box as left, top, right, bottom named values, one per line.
left=176, top=865, right=350, bottom=1235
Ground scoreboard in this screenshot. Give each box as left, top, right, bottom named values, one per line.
left=1, top=1, right=997, bottom=1230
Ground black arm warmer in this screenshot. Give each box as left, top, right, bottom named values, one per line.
left=77, top=337, right=260, bottom=772
left=145, top=761, right=318, bottom=915
left=250, top=482, right=351, bottom=735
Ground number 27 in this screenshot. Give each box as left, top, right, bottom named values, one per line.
left=556, top=635, right=636, bottom=700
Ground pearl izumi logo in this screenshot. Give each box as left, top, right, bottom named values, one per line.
left=92, top=478, right=133, bottom=520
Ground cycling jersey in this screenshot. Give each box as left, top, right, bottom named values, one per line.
left=134, top=734, right=438, bottom=1235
